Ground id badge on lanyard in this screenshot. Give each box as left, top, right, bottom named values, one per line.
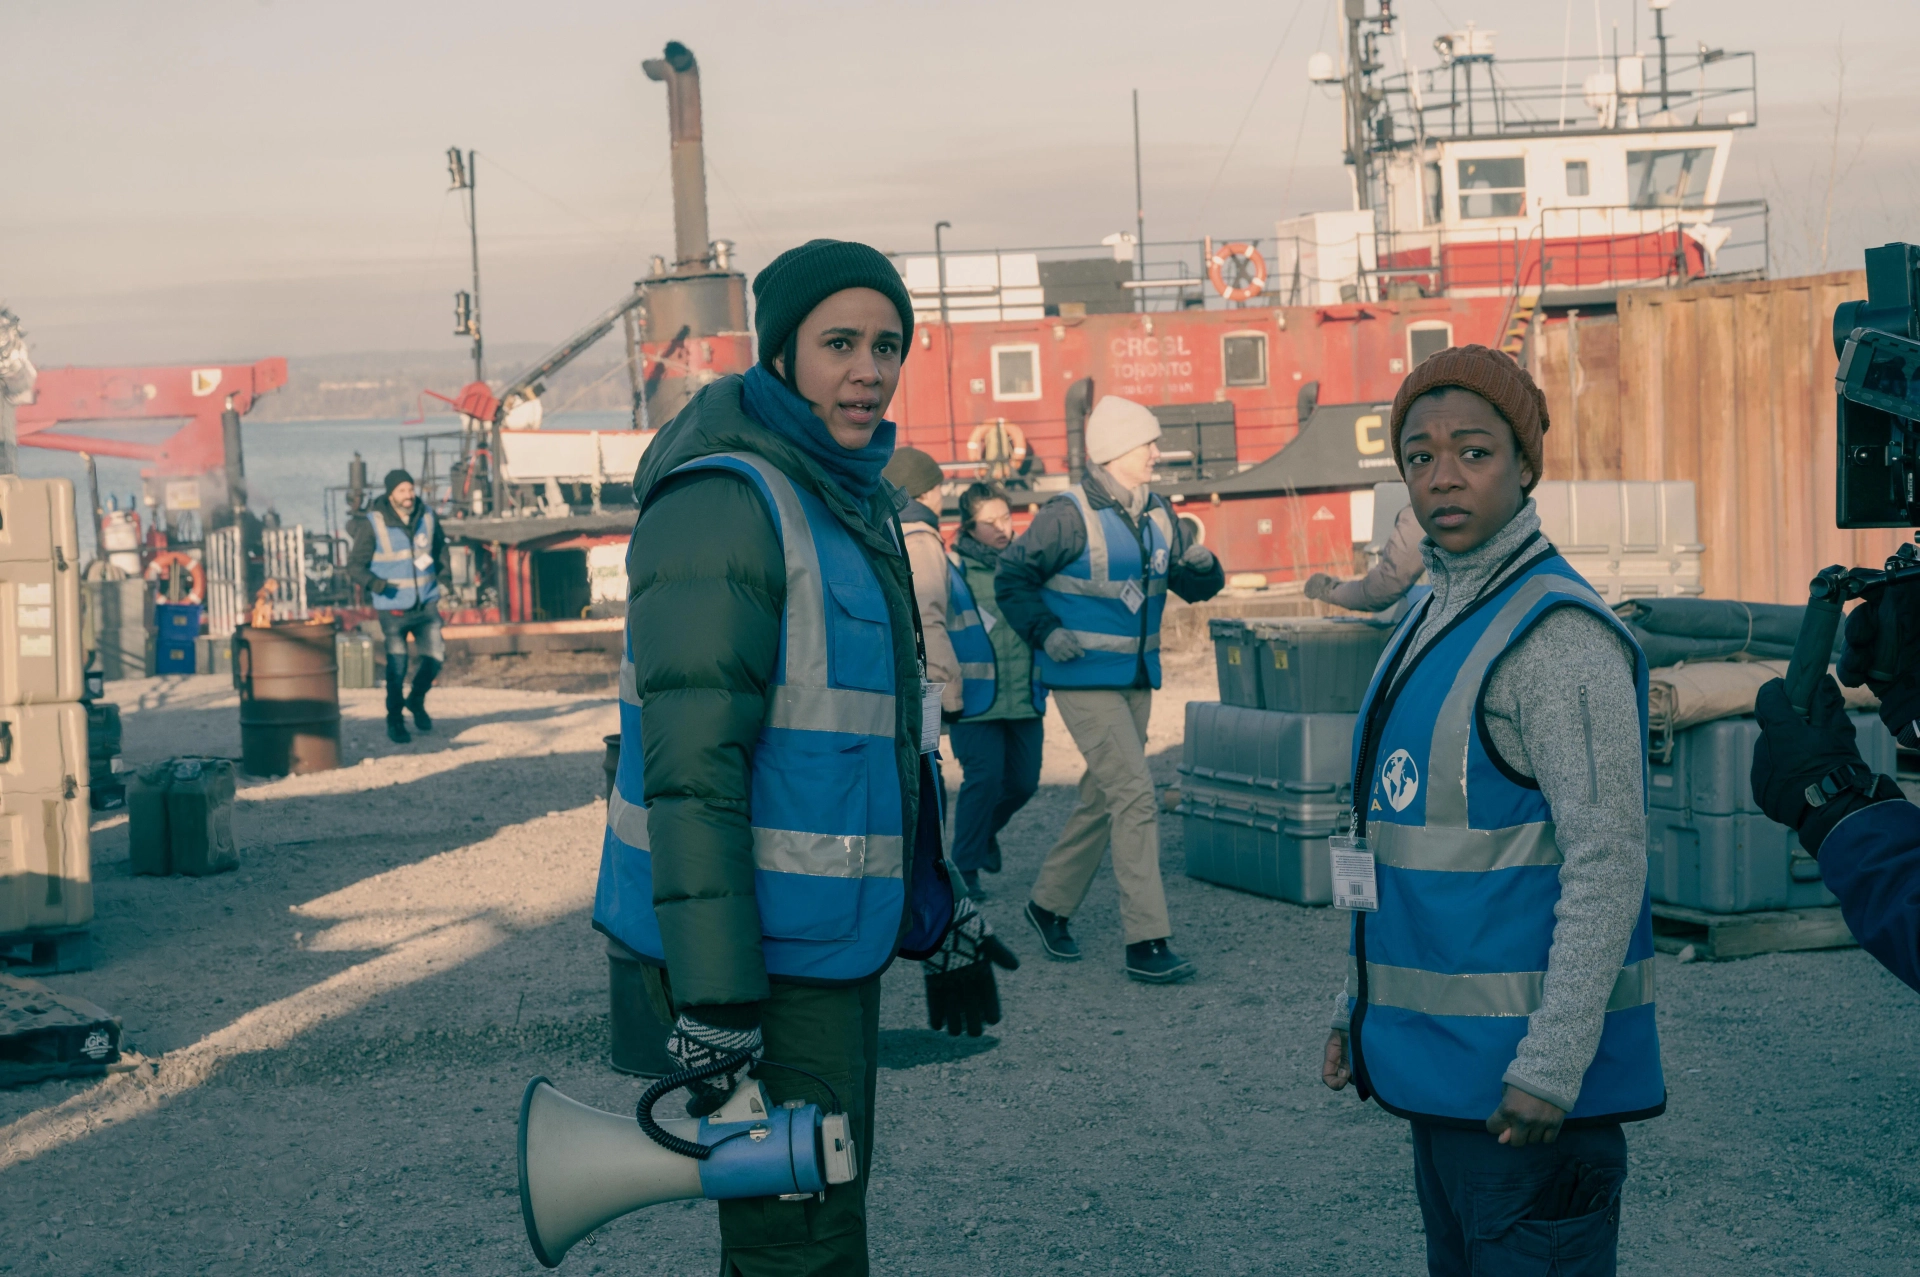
left=920, top=680, right=944, bottom=753
left=1329, top=817, right=1379, bottom=912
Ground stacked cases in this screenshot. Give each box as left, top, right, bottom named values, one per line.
left=0, top=478, right=93, bottom=937
left=1648, top=712, right=1899, bottom=913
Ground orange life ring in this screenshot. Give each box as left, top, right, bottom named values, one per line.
left=145, top=551, right=206, bottom=605
left=1208, top=243, right=1268, bottom=302
left=966, top=419, right=1029, bottom=475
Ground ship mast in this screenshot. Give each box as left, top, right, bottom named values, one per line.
left=1340, top=0, right=1395, bottom=216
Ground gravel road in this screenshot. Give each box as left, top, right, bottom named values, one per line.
left=2, top=654, right=1915, bottom=1275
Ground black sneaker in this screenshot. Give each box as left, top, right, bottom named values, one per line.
left=1024, top=901, right=1080, bottom=961
left=1125, top=939, right=1195, bottom=984
left=386, top=717, right=412, bottom=744
left=407, top=701, right=434, bottom=732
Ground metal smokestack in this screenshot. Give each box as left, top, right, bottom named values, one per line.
left=643, top=41, right=711, bottom=272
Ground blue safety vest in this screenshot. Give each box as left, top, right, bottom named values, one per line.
left=1347, top=549, right=1665, bottom=1126
left=945, top=551, right=997, bottom=717
left=1033, top=486, right=1174, bottom=690
left=593, top=451, right=922, bottom=983
left=364, top=506, right=440, bottom=611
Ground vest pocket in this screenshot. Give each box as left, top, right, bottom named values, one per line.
left=751, top=734, right=869, bottom=942
left=825, top=580, right=894, bottom=693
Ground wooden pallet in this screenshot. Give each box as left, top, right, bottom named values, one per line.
left=0, top=927, right=94, bottom=975
left=1651, top=902, right=1856, bottom=961
left=0, top=974, right=122, bottom=1088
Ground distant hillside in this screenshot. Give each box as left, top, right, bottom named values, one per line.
left=251, top=345, right=635, bottom=422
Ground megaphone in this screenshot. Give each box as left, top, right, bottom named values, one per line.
left=517, top=1070, right=858, bottom=1268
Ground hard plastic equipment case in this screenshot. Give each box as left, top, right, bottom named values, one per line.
left=1649, top=712, right=1898, bottom=817
left=0, top=784, right=93, bottom=933
left=0, top=702, right=88, bottom=796
left=1247, top=618, right=1392, bottom=714
left=1178, top=701, right=1355, bottom=905
left=1209, top=619, right=1264, bottom=708
left=0, top=479, right=83, bottom=706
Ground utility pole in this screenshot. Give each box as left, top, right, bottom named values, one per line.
left=448, top=147, right=484, bottom=383
left=1651, top=0, right=1672, bottom=111
left=1131, top=89, right=1146, bottom=310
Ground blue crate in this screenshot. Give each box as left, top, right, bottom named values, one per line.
left=154, top=639, right=197, bottom=675
left=155, top=604, right=204, bottom=638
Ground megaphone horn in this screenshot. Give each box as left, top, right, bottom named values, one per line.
left=517, top=1064, right=859, bottom=1268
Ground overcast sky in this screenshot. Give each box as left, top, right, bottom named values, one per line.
left=6, top=0, right=1917, bottom=367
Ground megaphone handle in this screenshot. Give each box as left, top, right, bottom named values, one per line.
left=635, top=1048, right=759, bottom=1160
left=1787, top=568, right=1848, bottom=719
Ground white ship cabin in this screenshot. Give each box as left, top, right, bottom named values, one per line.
left=1305, top=20, right=1761, bottom=306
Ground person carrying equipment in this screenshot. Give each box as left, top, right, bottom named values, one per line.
left=592, top=239, right=1018, bottom=1276
left=994, top=395, right=1225, bottom=982
left=1319, top=346, right=1663, bottom=1277
left=347, top=469, right=447, bottom=744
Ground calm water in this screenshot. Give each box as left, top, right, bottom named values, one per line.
left=17, top=410, right=633, bottom=558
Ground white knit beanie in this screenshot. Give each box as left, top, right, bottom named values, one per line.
left=1084, top=395, right=1162, bottom=465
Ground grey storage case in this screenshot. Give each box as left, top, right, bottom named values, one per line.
left=1248, top=618, right=1393, bottom=714
left=1648, top=712, right=1897, bottom=817
left=1209, top=619, right=1264, bottom=708
left=1646, top=808, right=1835, bottom=914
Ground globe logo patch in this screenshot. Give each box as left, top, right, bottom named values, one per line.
left=1381, top=748, right=1420, bottom=812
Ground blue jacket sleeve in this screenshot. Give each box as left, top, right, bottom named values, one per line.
left=1819, top=800, right=1920, bottom=994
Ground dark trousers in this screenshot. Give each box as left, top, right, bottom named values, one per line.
left=947, top=718, right=1044, bottom=874
left=1412, top=1121, right=1628, bottom=1277
left=377, top=606, right=443, bottom=717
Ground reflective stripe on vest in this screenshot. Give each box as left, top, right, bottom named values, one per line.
left=593, top=451, right=908, bottom=983
left=1348, top=555, right=1665, bottom=1125
left=945, top=551, right=997, bottom=717
left=365, top=508, right=440, bottom=611
left=1034, top=486, right=1173, bottom=689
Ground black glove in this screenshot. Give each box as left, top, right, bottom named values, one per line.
left=1179, top=543, right=1217, bottom=573
left=1838, top=588, right=1920, bottom=748
left=665, top=1012, right=763, bottom=1117
left=372, top=581, right=398, bottom=598
left=1751, top=677, right=1902, bottom=856
left=922, top=896, right=1019, bottom=1037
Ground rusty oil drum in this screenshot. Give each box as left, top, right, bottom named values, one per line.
left=233, top=622, right=342, bottom=776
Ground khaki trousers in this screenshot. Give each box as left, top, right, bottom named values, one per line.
left=1029, top=687, right=1172, bottom=944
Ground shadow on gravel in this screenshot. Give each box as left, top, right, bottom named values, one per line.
left=877, top=1029, right=1000, bottom=1069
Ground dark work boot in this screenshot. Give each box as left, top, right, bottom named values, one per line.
left=407, top=657, right=442, bottom=732
left=1125, top=939, right=1196, bottom=984
left=961, top=870, right=989, bottom=901
left=984, top=834, right=1003, bottom=874
left=385, top=654, right=410, bottom=743
left=1024, top=901, right=1080, bottom=961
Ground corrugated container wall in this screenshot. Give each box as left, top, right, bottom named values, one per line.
left=1533, top=271, right=1901, bottom=605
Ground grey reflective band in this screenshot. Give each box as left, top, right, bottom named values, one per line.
left=1055, top=487, right=1174, bottom=596
left=1353, top=955, right=1657, bottom=1018
left=1424, top=572, right=1611, bottom=828
left=1069, top=629, right=1163, bottom=654
left=606, top=791, right=904, bottom=880
left=1370, top=820, right=1562, bottom=872
left=765, top=685, right=894, bottom=736
left=619, top=658, right=641, bottom=708
left=1064, top=487, right=1106, bottom=582
left=1043, top=575, right=1171, bottom=599
left=958, top=662, right=996, bottom=680
left=950, top=606, right=982, bottom=629
left=365, top=510, right=411, bottom=563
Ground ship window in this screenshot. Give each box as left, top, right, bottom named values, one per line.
left=1424, top=162, right=1444, bottom=225
left=1626, top=148, right=1714, bottom=208
left=1408, top=324, right=1453, bottom=369
left=1565, top=160, right=1590, bottom=197
left=990, top=344, right=1041, bottom=401
left=1223, top=334, right=1267, bottom=387
left=1458, top=157, right=1526, bottom=219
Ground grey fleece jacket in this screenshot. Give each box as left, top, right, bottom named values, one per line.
left=1334, top=501, right=1649, bottom=1115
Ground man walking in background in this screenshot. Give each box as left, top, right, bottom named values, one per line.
left=348, top=469, right=447, bottom=744
left=995, top=395, right=1224, bottom=982
left=886, top=446, right=966, bottom=721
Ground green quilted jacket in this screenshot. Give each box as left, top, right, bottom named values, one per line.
left=620, top=375, right=927, bottom=1012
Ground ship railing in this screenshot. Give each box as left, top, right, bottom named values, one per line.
left=1374, top=49, right=1757, bottom=147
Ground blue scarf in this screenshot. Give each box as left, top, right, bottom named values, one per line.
left=741, top=363, right=895, bottom=503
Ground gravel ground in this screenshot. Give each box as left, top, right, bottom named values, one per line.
left=2, top=653, right=1916, bottom=1275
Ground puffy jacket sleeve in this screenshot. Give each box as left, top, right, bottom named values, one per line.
left=1818, top=799, right=1920, bottom=994
left=1165, top=499, right=1226, bottom=604
left=627, top=471, right=785, bottom=1010
left=994, top=496, right=1088, bottom=649
left=1330, top=504, right=1426, bottom=612
left=346, top=516, right=378, bottom=596
left=904, top=525, right=961, bottom=696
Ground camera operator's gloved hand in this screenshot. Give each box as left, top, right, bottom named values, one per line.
left=666, top=1012, right=763, bottom=1117
left=1751, top=677, right=1902, bottom=856
left=1179, top=542, right=1217, bottom=574
left=1043, top=628, right=1086, bottom=663
left=1304, top=573, right=1338, bottom=603
left=1838, top=586, right=1920, bottom=748
left=922, top=895, right=1020, bottom=1037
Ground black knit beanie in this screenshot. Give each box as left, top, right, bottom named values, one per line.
left=752, top=240, right=914, bottom=380
left=383, top=469, right=415, bottom=496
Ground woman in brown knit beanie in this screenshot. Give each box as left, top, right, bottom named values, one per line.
left=1389, top=344, right=1550, bottom=553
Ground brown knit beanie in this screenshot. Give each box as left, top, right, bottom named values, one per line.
left=1389, top=344, right=1550, bottom=492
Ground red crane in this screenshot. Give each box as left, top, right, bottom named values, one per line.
left=14, top=358, right=287, bottom=474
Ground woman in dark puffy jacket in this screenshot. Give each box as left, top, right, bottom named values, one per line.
left=947, top=482, right=1045, bottom=898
